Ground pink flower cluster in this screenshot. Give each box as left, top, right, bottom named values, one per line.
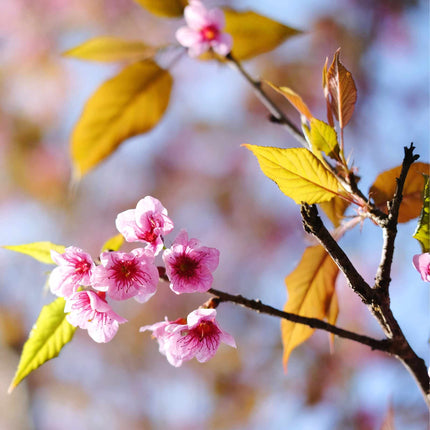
left=47, top=195, right=232, bottom=365
left=176, top=0, right=232, bottom=58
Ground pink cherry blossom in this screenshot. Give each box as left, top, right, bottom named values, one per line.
left=115, top=196, right=174, bottom=256
left=91, top=248, right=158, bottom=302
left=413, top=253, right=430, bottom=282
left=162, top=230, right=220, bottom=294
left=65, top=290, right=127, bottom=343
left=140, top=317, right=187, bottom=366
left=49, top=246, right=95, bottom=298
left=176, top=0, right=232, bottom=58
left=141, top=308, right=235, bottom=367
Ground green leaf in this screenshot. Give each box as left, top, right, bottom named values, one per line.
left=101, top=233, right=125, bottom=252
left=413, top=175, right=430, bottom=252
left=309, top=118, right=340, bottom=160
left=8, top=298, right=76, bottom=392
left=63, top=37, right=158, bottom=63
left=3, top=242, right=65, bottom=264
left=243, top=145, right=344, bottom=204
left=224, top=9, right=301, bottom=60
left=134, top=0, right=188, bottom=17
left=71, top=60, right=173, bottom=176
left=282, top=245, right=339, bottom=368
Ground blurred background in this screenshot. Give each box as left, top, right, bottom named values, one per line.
left=0, top=0, right=428, bottom=428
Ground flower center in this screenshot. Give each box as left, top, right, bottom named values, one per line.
left=201, top=25, right=218, bottom=41
left=75, top=259, right=91, bottom=275
left=196, top=321, right=214, bottom=339
left=119, top=260, right=137, bottom=279
left=142, top=214, right=160, bottom=243
left=174, top=254, right=199, bottom=279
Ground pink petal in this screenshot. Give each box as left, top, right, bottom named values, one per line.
left=184, top=1, right=211, bottom=30
left=207, top=8, right=225, bottom=29
left=220, top=331, right=237, bottom=348
left=176, top=26, right=201, bottom=48
left=413, top=253, right=430, bottom=282
left=87, top=319, right=119, bottom=343
left=188, top=41, right=210, bottom=57
left=212, top=33, right=233, bottom=56
left=115, top=209, right=139, bottom=241
left=187, top=308, right=216, bottom=327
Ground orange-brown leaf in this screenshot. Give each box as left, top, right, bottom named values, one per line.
left=322, top=57, right=334, bottom=127
left=319, top=194, right=351, bottom=228
left=282, top=245, right=339, bottom=368
left=327, top=49, right=357, bottom=129
left=266, top=82, right=313, bottom=121
left=370, top=162, right=430, bottom=223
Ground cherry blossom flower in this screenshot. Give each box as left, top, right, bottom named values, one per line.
left=140, top=317, right=187, bottom=366
left=141, top=308, right=235, bottom=367
left=49, top=246, right=95, bottom=298
left=413, top=253, right=430, bottom=282
left=176, top=0, right=232, bottom=58
left=91, top=248, right=158, bottom=302
left=163, top=230, right=220, bottom=294
left=65, top=290, right=127, bottom=343
left=115, top=196, right=174, bottom=256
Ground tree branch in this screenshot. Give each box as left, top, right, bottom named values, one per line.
left=374, top=143, right=420, bottom=294
left=300, top=203, right=374, bottom=305
left=207, top=287, right=389, bottom=352
left=225, top=53, right=308, bottom=147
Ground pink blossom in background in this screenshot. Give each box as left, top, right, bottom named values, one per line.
left=49, top=246, right=95, bottom=298
left=115, top=196, right=174, bottom=255
left=412, top=253, right=430, bottom=282
left=176, top=0, right=232, bottom=58
left=141, top=308, right=236, bottom=367
left=91, top=248, right=158, bottom=302
left=163, top=230, right=220, bottom=294
left=65, top=290, right=127, bottom=343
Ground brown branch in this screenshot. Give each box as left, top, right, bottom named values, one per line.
left=208, top=288, right=389, bottom=352
left=225, top=53, right=308, bottom=147
left=300, top=203, right=374, bottom=305
left=374, top=143, right=420, bottom=294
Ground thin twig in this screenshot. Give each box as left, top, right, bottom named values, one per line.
left=374, top=143, right=420, bottom=294
left=225, top=53, right=308, bottom=147
left=208, top=288, right=389, bottom=352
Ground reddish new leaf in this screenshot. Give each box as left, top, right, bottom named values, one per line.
left=327, top=49, right=357, bottom=129
left=322, top=57, right=334, bottom=127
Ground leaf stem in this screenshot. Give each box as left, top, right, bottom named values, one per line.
left=225, top=53, right=308, bottom=147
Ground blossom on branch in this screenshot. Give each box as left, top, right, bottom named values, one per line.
left=176, top=0, right=232, bottom=58
left=115, top=196, right=174, bottom=255
left=141, top=308, right=235, bottom=367
left=413, top=253, right=430, bottom=282
left=65, top=290, right=127, bottom=343
left=91, top=248, right=158, bottom=302
left=163, top=230, right=220, bottom=294
left=49, top=246, right=95, bottom=298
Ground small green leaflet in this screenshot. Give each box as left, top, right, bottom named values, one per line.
left=8, top=298, right=76, bottom=393
left=3, top=242, right=66, bottom=264
left=413, top=175, right=430, bottom=252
